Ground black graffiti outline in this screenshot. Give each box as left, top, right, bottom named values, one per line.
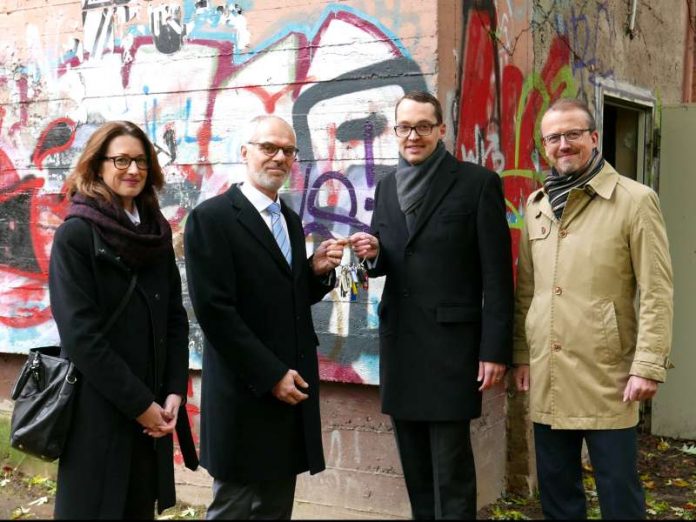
left=291, top=57, right=427, bottom=239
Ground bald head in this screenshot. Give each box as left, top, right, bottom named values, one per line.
left=242, top=115, right=296, bottom=145
left=240, top=115, right=297, bottom=200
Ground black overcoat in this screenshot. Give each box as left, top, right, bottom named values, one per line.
left=48, top=216, right=192, bottom=518
left=184, top=185, right=332, bottom=482
left=370, top=152, right=514, bottom=421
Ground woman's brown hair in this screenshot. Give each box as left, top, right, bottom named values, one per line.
left=65, top=121, right=165, bottom=211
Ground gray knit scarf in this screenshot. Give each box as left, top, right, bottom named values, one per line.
left=396, top=140, right=447, bottom=220
left=543, top=148, right=605, bottom=219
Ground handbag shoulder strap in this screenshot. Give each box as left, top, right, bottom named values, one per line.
left=90, top=225, right=138, bottom=334
left=103, top=272, right=137, bottom=334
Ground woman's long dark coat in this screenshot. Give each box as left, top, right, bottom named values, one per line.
left=48, top=216, right=190, bottom=518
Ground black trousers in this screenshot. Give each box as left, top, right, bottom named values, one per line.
left=392, top=418, right=476, bottom=520
left=533, top=423, right=645, bottom=520
left=205, top=476, right=297, bottom=520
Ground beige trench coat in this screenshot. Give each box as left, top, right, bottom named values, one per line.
left=513, top=162, right=673, bottom=429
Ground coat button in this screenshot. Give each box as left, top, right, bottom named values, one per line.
left=551, top=342, right=562, bottom=352
left=559, top=229, right=568, bottom=238
left=154, top=293, right=161, bottom=300
left=554, top=286, right=563, bottom=296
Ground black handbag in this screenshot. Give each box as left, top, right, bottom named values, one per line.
left=10, top=272, right=137, bottom=461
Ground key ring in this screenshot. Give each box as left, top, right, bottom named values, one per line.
left=337, top=241, right=369, bottom=300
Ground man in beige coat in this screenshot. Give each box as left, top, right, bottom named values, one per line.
left=513, top=98, right=673, bottom=519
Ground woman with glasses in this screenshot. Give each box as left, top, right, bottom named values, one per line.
left=48, top=121, right=197, bottom=519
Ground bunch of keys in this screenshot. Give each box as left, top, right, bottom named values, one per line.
left=338, top=257, right=369, bottom=301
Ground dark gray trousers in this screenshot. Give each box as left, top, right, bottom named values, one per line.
left=205, top=476, right=297, bottom=520
left=534, top=423, right=645, bottom=520
left=392, top=418, right=476, bottom=520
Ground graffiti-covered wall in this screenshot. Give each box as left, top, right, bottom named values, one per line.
left=0, top=0, right=685, bottom=388
left=0, top=0, right=435, bottom=386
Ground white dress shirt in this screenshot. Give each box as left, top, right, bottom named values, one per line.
left=239, top=182, right=291, bottom=241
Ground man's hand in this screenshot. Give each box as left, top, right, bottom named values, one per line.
left=623, top=375, right=659, bottom=402
left=348, top=232, right=379, bottom=260
left=272, top=369, right=309, bottom=405
left=514, top=364, right=530, bottom=392
left=478, top=361, right=507, bottom=391
left=312, top=238, right=347, bottom=276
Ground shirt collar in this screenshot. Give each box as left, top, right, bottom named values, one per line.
left=239, top=181, right=280, bottom=214
left=124, top=204, right=141, bottom=225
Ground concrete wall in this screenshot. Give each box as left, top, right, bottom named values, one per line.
left=0, top=0, right=689, bottom=517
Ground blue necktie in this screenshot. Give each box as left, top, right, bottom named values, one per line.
left=267, top=202, right=292, bottom=266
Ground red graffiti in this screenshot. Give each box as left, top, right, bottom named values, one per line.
left=174, top=376, right=201, bottom=465
left=456, top=4, right=573, bottom=270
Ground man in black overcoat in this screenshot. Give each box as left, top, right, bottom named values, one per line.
left=350, top=91, right=514, bottom=519
left=184, top=115, right=345, bottom=519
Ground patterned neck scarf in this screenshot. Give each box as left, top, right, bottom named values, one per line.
left=543, top=148, right=605, bottom=219
left=66, top=193, right=173, bottom=269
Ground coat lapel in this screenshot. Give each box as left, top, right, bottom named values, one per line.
left=406, top=153, right=458, bottom=245
left=229, top=186, right=293, bottom=276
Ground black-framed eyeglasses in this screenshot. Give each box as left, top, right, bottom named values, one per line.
left=103, top=155, right=149, bottom=170
left=393, top=123, right=440, bottom=137
left=248, top=141, right=299, bottom=159
left=541, top=128, right=593, bottom=146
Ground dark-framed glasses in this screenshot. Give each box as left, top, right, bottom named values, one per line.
left=248, top=141, right=299, bottom=159
left=103, top=155, right=149, bottom=170
left=393, top=123, right=439, bottom=137
left=541, top=128, right=593, bottom=146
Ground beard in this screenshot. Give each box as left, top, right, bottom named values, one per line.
left=252, top=166, right=289, bottom=193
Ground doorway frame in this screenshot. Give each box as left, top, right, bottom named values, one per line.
left=594, top=78, right=657, bottom=190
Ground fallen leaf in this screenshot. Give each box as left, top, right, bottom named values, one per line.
left=644, top=480, right=656, bottom=490
left=684, top=502, right=696, bottom=510
left=0, top=478, right=9, bottom=487
left=658, top=439, right=671, bottom=451
left=10, top=506, right=30, bottom=520
left=27, top=496, right=48, bottom=506
left=670, top=506, right=685, bottom=516
left=582, top=462, right=593, bottom=473
left=679, top=444, right=696, bottom=456
left=666, top=478, right=690, bottom=488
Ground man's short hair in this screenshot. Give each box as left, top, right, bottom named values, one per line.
left=544, top=98, right=597, bottom=130
left=395, top=91, right=443, bottom=124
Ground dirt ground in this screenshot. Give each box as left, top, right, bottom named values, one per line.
left=1, top=432, right=694, bottom=520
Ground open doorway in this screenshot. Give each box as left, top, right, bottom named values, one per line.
left=601, top=98, right=652, bottom=186
left=598, top=89, right=656, bottom=432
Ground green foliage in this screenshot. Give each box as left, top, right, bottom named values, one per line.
left=489, top=505, right=530, bottom=520
left=23, top=475, right=56, bottom=496
left=158, top=504, right=202, bottom=520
